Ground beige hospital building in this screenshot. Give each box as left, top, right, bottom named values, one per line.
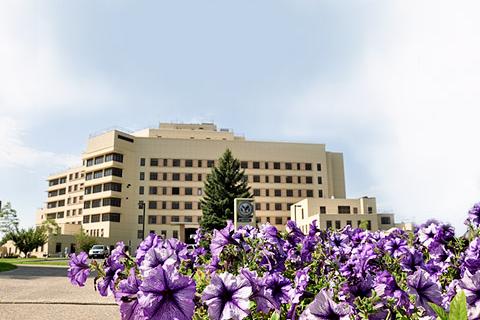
left=12, top=123, right=406, bottom=257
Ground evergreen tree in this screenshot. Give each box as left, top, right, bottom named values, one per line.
left=0, top=202, right=19, bottom=235
left=200, top=149, right=252, bottom=231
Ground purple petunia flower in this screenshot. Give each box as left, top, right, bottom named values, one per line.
left=374, top=271, right=410, bottom=309
left=292, top=267, right=310, bottom=304
left=465, top=202, right=480, bottom=227
left=458, top=270, right=480, bottom=319
left=300, top=289, right=351, bottom=320
left=97, top=255, right=125, bottom=296
left=137, top=263, right=196, bottom=320
left=136, top=233, right=161, bottom=265
left=67, top=252, right=90, bottom=287
left=202, top=272, right=252, bottom=320
left=114, top=269, right=144, bottom=320
left=240, top=268, right=275, bottom=313
left=264, top=273, right=294, bottom=310
left=407, top=269, right=442, bottom=316
left=139, top=247, right=178, bottom=275
left=210, top=221, right=239, bottom=257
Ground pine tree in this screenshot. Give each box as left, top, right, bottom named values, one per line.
left=200, top=149, right=252, bottom=231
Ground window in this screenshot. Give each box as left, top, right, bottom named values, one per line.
left=266, top=203, right=270, bottom=210
left=207, top=160, right=214, bottom=168
left=172, top=159, right=180, bottom=167
left=91, top=214, right=100, bottom=223
left=185, top=173, right=193, bottom=181
left=197, top=203, right=202, bottom=210
left=171, top=215, right=179, bottom=222
left=266, top=217, right=270, bottom=223
left=57, top=212, right=64, bottom=219
left=338, top=206, right=351, bottom=214
left=335, top=221, right=341, bottom=229
left=285, top=162, right=292, bottom=170
left=320, top=206, right=326, bottom=214
left=253, top=161, right=260, bottom=169
left=84, top=187, right=91, bottom=195
left=275, top=217, right=283, bottom=225
left=104, top=182, right=121, bottom=192
left=172, top=187, right=180, bottom=195
left=161, top=216, right=167, bottom=224
left=94, top=170, right=103, bottom=179
left=139, top=186, right=144, bottom=195
left=381, top=217, right=391, bottom=224
left=172, top=173, right=180, bottom=181
left=118, top=134, right=134, bottom=143
left=367, top=221, right=372, bottom=230
left=103, top=198, right=121, bottom=207
left=83, top=215, right=90, bottom=224
left=306, top=190, right=313, bottom=197
left=353, top=207, right=358, bottom=214
left=185, top=159, right=193, bottom=167
left=197, top=160, right=202, bottom=167
left=172, top=202, right=180, bottom=209
left=266, top=189, right=270, bottom=196
left=55, top=243, right=62, bottom=253
left=274, top=189, right=281, bottom=197
left=140, top=158, right=145, bottom=166
left=173, top=230, right=178, bottom=239
left=163, top=187, right=167, bottom=195
left=185, top=202, right=193, bottom=210
left=94, top=156, right=104, bottom=165
left=317, top=163, right=321, bottom=171
left=93, top=185, right=102, bottom=193
left=197, top=174, right=202, bottom=181
left=306, top=176, right=313, bottom=184
left=185, top=187, right=193, bottom=195
left=273, top=162, right=281, bottom=169
left=148, top=215, right=157, bottom=224
left=103, top=213, right=121, bottom=222
left=253, top=175, right=260, bottom=183
left=286, top=176, right=292, bottom=184
left=275, top=203, right=282, bottom=210
left=305, top=163, right=312, bottom=170
left=264, top=162, right=269, bottom=169
left=138, top=215, right=144, bottom=224
left=139, top=172, right=145, bottom=180
left=297, top=163, right=301, bottom=170
left=185, top=216, right=192, bottom=222
left=265, top=176, right=269, bottom=183
left=274, top=176, right=281, bottom=183
left=368, top=207, right=373, bottom=214
left=346, top=220, right=352, bottom=226
left=148, top=201, right=157, bottom=209
left=255, top=203, right=261, bottom=210
left=326, top=220, right=332, bottom=229
left=149, top=186, right=158, bottom=195
left=85, top=172, right=93, bottom=181
left=163, top=173, right=168, bottom=181
left=317, top=176, right=322, bottom=184
left=286, top=189, right=293, bottom=197
left=83, top=201, right=90, bottom=209
left=318, top=190, right=323, bottom=198
left=137, top=230, right=143, bottom=239
left=107, top=153, right=123, bottom=163
left=241, top=161, right=248, bottom=169
left=92, top=199, right=101, bottom=208
left=253, top=189, right=260, bottom=196
left=150, top=158, right=159, bottom=166
left=162, top=201, right=167, bottom=209
left=86, top=159, right=94, bottom=167
left=297, top=190, right=302, bottom=197
left=149, top=172, right=158, bottom=180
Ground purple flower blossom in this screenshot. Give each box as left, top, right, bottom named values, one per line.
left=210, top=221, right=239, bottom=256
left=114, top=269, right=144, bottom=320
left=139, top=247, right=178, bottom=275
left=300, top=289, right=351, bottom=320
left=136, top=233, right=160, bottom=265
left=264, top=273, right=294, bottom=310
left=202, top=272, right=252, bottom=320
left=97, top=255, right=125, bottom=296
left=465, top=202, right=480, bottom=227
left=240, top=268, right=275, bottom=313
left=292, top=267, right=310, bottom=304
left=458, top=270, right=480, bottom=319
left=407, top=269, right=442, bottom=316
left=67, top=252, right=90, bottom=287
left=137, top=263, right=196, bottom=320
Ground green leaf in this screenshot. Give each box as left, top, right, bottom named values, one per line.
left=269, top=312, right=280, bottom=320
left=449, top=290, right=468, bottom=320
left=428, top=303, right=448, bottom=320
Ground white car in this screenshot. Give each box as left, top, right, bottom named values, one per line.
left=88, top=245, right=109, bottom=259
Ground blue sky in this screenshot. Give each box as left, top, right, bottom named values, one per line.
left=1, top=1, right=480, bottom=233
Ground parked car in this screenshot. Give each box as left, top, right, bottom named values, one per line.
left=88, top=245, right=109, bottom=259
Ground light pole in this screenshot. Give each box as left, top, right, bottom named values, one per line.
left=138, top=200, right=146, bottom=240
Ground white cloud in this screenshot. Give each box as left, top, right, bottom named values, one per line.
left=281, top=1, right=480, bottom=232
left=0, top=117, right=78, bottom=170
left=0, top=1, right=117, bottom=116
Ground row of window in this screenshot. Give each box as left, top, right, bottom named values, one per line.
left=318, top=206, right=373, bottom=214
left=49, top=176, right=67, bottom=186
left=141, top=186, right=203, bottom=196
left=48, top=188, right=66, bottom=197
left=68, top=172, right=83, bottom=181
left=85, top=167, right=123, bottom=181
left=83, top=213, right=121, bottom=223
left=325, top=220, right=372, bottom=230
left=140, top=214, right=200, bottom=225
left=83, top=197, right=121, bottom=209
left=44, top=209, right=83, bottom=220
left=85, top=153, right=124, bottom=167
left=144, top=200, right=294, bottom=212
left=253, top=188, right=322, bottom=198
left=85, top=182, right=122, bottom=195
left=142, top=158, right=321, bottom=171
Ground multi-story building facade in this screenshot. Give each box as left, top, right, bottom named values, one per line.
left=28, top=122, right=401, bottom=257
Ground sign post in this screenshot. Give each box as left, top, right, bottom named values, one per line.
left=234, top=198, right=255, bottom=229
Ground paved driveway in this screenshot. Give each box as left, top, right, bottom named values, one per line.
left=0, top=265, right=119, bottom=320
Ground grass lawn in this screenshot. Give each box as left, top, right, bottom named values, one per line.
left=0, top=258, right=69, bottom=266
left=0, top=261, right=17, bottom=272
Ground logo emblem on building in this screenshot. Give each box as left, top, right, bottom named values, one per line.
left=234, top=198, right=255, bottom=228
